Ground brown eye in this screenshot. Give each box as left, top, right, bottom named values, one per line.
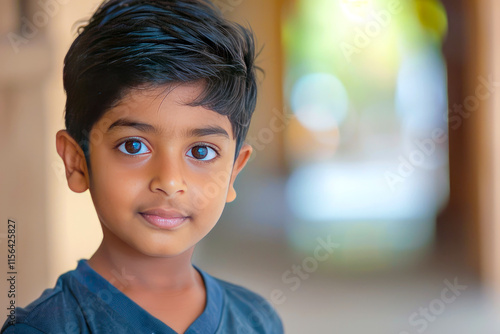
left=125, top=141, right=141, bottom=153
left=117, top=140, right=149, bottom=155
left=192, top=146, right=208, bottom=159
left=188, top=145, right=218, bottom=161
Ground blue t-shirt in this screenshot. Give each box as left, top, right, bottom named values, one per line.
left=1, top=259, right=283, bottom=333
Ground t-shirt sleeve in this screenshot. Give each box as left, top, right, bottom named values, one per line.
left=217, top=279, right=285, bottom=333
left=1, top=323, right=46, bottom=334
left=256, top=296, right=284, bottom=333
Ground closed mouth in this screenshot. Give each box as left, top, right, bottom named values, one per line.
left=139, top=213, right=189, bottom=230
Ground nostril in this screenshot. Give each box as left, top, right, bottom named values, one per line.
left=149, top=176, right=187, bottom=196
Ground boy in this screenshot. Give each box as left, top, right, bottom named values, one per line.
left=1, top=0, right=283, bottom=333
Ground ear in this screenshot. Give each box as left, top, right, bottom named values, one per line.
left=55, top=130, right=90, bottom=193
left=226, top=143, right=253, bottom=203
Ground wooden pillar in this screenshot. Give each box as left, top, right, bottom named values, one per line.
left=474, top=0, right=500, bottom=297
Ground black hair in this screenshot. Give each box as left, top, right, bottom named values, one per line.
left=63, top=0, right=260, bottom=171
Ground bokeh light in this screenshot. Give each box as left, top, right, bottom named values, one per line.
left=283, top=0, right=449, bottom=269
left=291, top=73, right=349, bottom=131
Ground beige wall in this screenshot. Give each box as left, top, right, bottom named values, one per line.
left=44, top=0, right=106, bottom=287
left=1, top=0, right=105, bottom=309
left=224, top=0, right=286, bottom=176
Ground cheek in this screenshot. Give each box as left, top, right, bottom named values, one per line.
left=190, top=169, right=231, bottom=209
left=90, top=164, right=141, bottom=214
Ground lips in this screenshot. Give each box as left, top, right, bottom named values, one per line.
left=139, top=208, right=190, bottom=230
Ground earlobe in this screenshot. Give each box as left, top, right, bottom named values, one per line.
left=226, top=143, right=253, bottom=203
left=55, top=130, right=90, bottom=193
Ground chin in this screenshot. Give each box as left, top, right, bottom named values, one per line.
left=137, top=244, right=194, bottom=258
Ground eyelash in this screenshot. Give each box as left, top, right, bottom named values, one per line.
left=115, top=138, right=150, bottom=156
left=190, top=142, right=220, bottom=163
left=115, top=137, right=220, bottom=162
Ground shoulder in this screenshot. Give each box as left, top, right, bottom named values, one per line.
left=210, top=275, right=284, bottom=334
left=1, top=272, right=86, bottom=334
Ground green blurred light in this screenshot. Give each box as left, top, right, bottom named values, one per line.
left=414, top=0, right=448, bottom=41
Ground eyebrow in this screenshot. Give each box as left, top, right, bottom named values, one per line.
left=107, top=119, right=156, bottom=133
left=107, top=118, right=230, bottom=139
left=186, top=126, right=230, bottom=139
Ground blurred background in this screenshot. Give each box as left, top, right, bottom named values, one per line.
left=1, top=0, right=500, bottom=332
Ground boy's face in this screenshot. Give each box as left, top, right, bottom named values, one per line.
left=56, top=83, right=252, bottom=257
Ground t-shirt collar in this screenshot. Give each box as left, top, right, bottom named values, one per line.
left=72, top=259, right=223, bottom=334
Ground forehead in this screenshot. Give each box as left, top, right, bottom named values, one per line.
left=98, top=83, right=233, bottom=139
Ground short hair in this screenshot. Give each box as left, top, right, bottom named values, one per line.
left=63, top=0, right=260, bottom=171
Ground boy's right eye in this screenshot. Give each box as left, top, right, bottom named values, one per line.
left=117, top=139, right=150, bottom=155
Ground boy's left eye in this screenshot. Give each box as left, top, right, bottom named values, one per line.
left=187, top=145, right=218, bottom=161
left=117, top=139, right=150, bottom=155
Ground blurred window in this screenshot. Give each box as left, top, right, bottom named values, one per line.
left=282, top=0, right=449, bottom=269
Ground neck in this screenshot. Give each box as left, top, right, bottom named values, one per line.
left=87, top=228, right=200, bottom=293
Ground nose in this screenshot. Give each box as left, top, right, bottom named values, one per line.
left=149, top=151, right=187, bottom=196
